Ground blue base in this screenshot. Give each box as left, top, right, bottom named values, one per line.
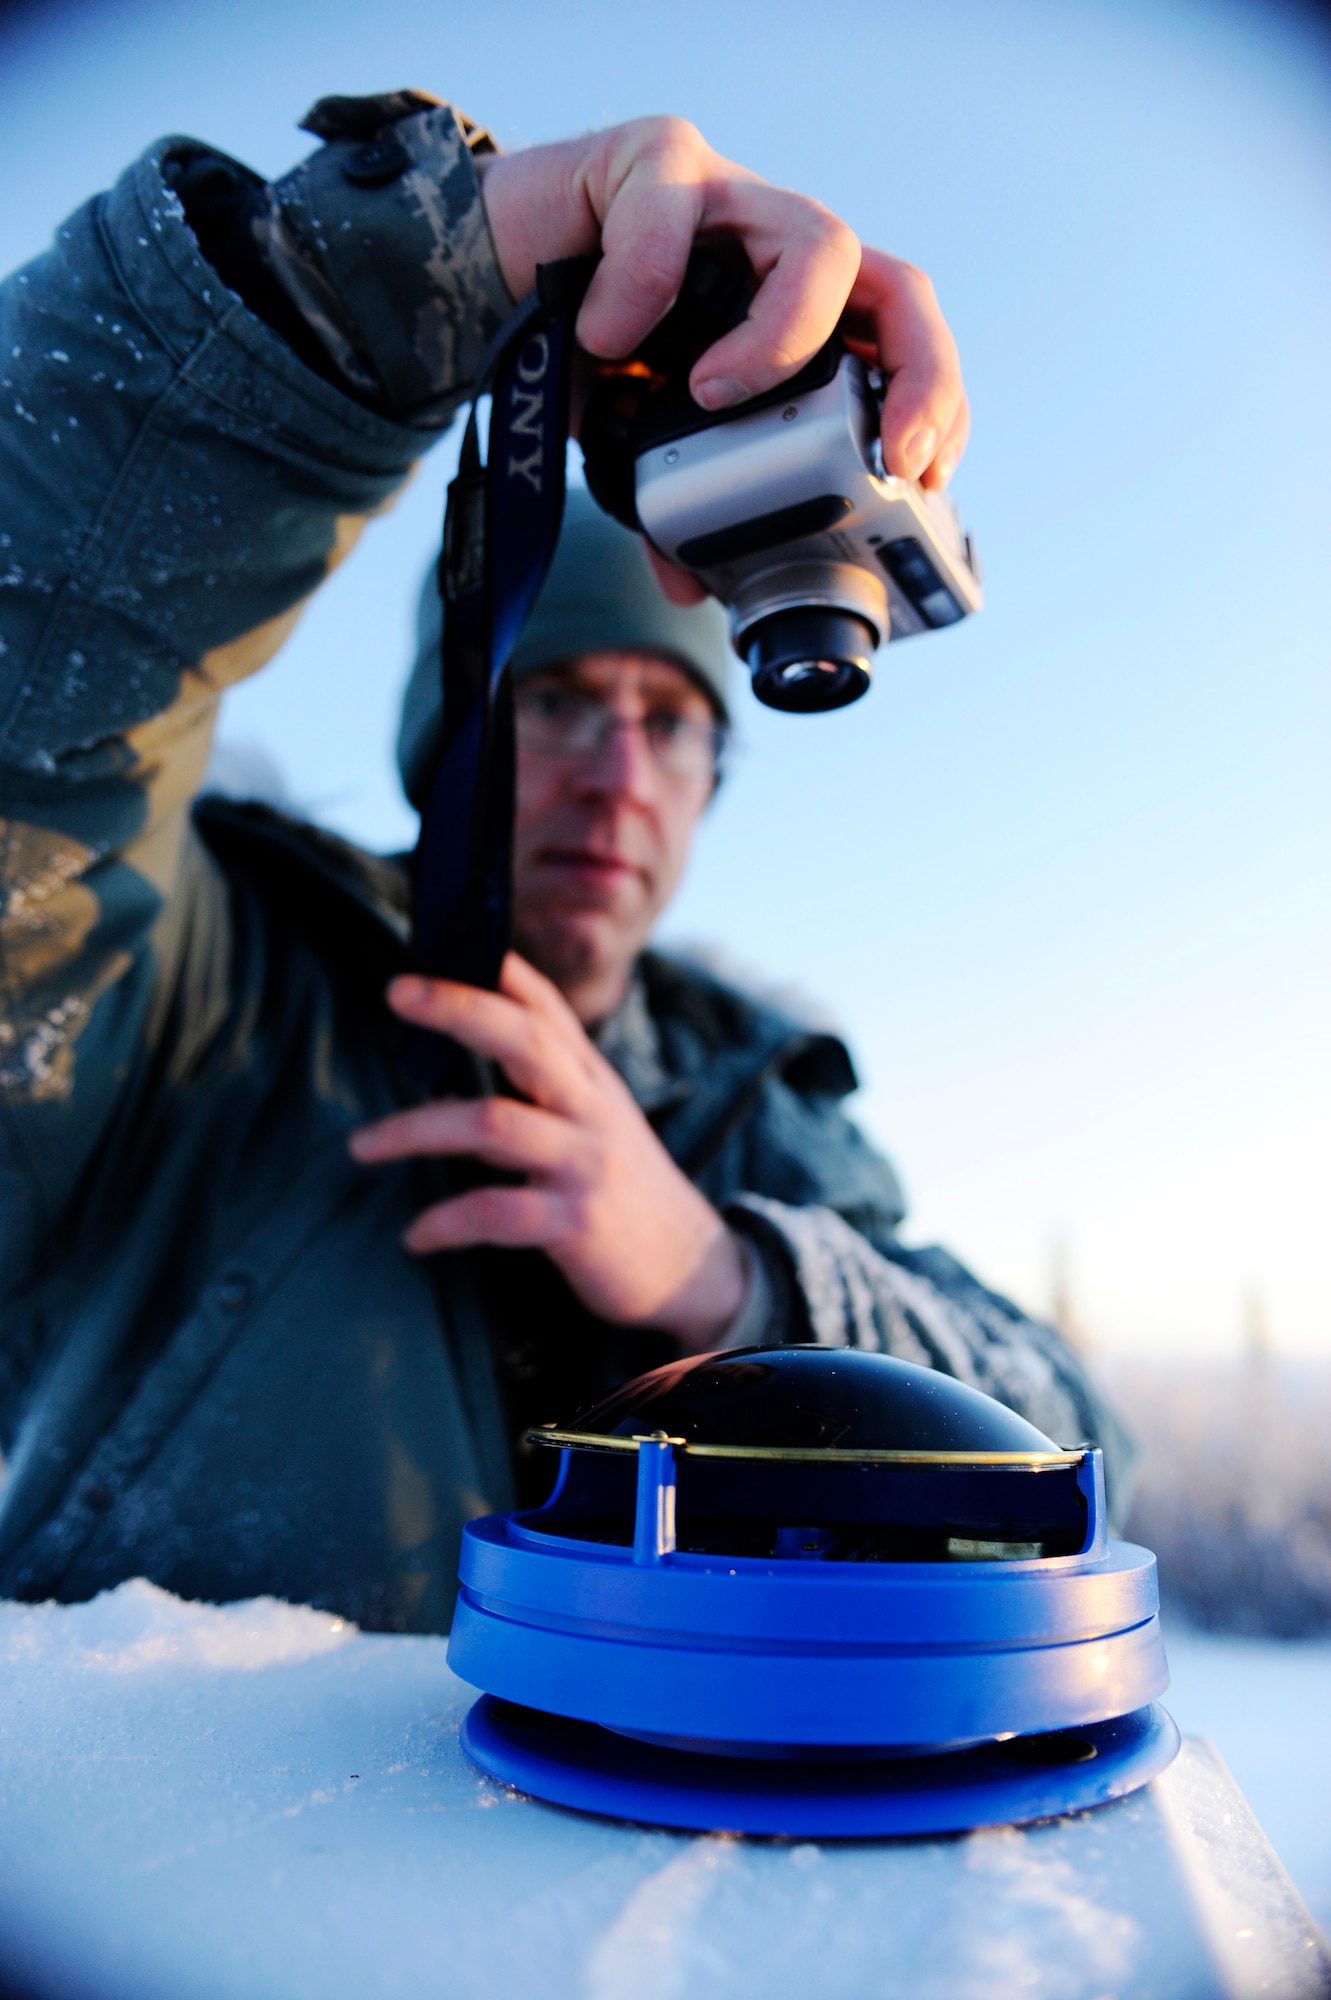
left=452, top=1524, right=1169, bottom=1750
left=461, top=1696, right=1180, bottom=1837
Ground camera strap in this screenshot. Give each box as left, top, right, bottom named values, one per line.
left=410, top=257, right=595, bottom=1039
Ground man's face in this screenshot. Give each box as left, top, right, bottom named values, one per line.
left=511, top=650, right=721, bottom=1023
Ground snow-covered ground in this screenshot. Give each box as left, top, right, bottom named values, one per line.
left=0, top=1583, right=1324, bottom=2000
left=1160, top=1622, right=1331, bottom=1933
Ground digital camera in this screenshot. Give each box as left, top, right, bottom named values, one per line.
left=581, top=256, right=982, bottom=713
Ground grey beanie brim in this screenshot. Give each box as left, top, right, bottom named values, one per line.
left=397, top=487, right=732, bottom=811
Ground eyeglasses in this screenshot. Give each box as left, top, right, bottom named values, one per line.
left=515, top=685, right=726, bottom=782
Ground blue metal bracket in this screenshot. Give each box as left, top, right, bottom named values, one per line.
left=632, top=1435, right=677, bottom=1565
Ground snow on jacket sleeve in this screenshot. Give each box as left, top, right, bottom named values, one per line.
left=0, top=103, right=506, bottom=1297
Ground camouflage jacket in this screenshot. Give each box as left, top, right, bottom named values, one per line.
left=0, top=103, right=1131, bottom=1631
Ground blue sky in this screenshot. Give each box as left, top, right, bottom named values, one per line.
left=1, top=0, right=1327, bottom=1356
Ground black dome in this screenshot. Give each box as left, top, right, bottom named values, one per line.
left=561, top=1347, right=1066, bottom=1459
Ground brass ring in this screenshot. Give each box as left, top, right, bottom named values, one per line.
left=527, top=1426, right=1086, bottom=1468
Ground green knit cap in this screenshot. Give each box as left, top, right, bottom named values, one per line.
left=397, top=488, right=732, bottom=810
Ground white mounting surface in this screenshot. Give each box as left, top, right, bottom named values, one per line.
left=0, top=1582, right=1324, bottom=2000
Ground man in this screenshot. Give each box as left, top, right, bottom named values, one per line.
left=379, top=493, right=1130, bottom=1509
left=0, top=91, right=1126, bottom=1631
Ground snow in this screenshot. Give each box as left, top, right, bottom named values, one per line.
left=0, top=1582, right=1324, bottom=2000
left=0, top=1577, right=355, bottom=1673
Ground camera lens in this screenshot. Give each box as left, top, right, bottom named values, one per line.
left=745, top=609, right=874, bottom=713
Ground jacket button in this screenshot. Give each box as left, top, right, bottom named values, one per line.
left=216, top=1273, right=256, bottom=1313
left=342, top=134, right=410, bottom=187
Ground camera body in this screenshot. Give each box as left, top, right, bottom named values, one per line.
left=633, top=342, right=982, bottom=711
left=581, top=251, right=982, bottom=714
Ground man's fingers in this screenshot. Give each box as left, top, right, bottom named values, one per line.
left=843, top=248, right=968, bottom=484
left=484, top=120, right=968, bottom=487
left=574, top=120, right=708, bottom=359
left=921, top=399, right=971, bottom=492
left=686, top=189, right=861, bottom=411
left=349, top=1093, right=573, bottom=1174
left=497, top=951, right=586, bottom=1029
left=574, top=118, right=858, bottom=411
left=403, top=1183, right=566, bottom=1255
left=383, top=973, right=591, bottom=1111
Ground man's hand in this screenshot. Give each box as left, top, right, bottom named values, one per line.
left=348, top=954, right=747, bottom=1351
left=477, top=117, right=968, bottom=491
